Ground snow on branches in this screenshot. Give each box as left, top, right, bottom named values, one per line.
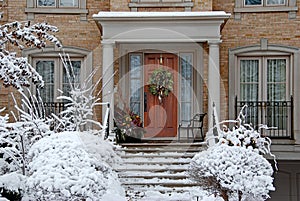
left=188, top=105, right=276, bottom=201
left=51, top=54, right=104, bottom=132
left=0, top=89, right=53, bottom=177
left=0, top=21, right=61, bottom=90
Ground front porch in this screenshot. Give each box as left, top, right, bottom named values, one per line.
left=93, top=11, right=231, bottom=140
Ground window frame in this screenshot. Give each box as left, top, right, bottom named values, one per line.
left=33, top=57, right=84, bottom=103
left=234, top=0, right=298, bottom=19
left=237, top=56, right=290, bottom=102
left=228, top=41, right=300, bottom=140
left=23, top=46, right=92, bottom=103
left=244, top=0, right=263, bottom=7
left=128, top=0, right=194, bottom=11
left=37, top=0, right=79, bottom=8
left=25, top=0, right=88, bottom=21
left=266, top=0, right=286, bottom=6
left=179, top=52, right=194, bottom=122
left=244, top=0, right=286, bottom=7
left=128, top=53, right=143, bottom=117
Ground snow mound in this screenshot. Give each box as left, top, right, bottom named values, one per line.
left=24, top=131, right=125, bottom=201
left=188, top=144, right=274, bottom=200
left=0, top=172, right=25, bottom=193
left=77, top=131, right=122, bottom=167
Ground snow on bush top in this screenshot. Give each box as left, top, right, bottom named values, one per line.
left=209, top=106, right=273, bottom=156
left=24, top=131, right=124, bottom=201
left=0, top=172, right=25, bottom=193
left=188, top=144, right=275, bottom=201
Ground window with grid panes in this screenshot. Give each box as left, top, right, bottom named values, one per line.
left=238, top=56, right=290, bottom=131
left=37, top=0, right=78, bottom=7
left=34, top=58, right=82, bottom=103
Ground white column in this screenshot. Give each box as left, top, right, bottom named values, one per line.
left=293, top=52, right=300, bottom=144
left=102, top=41, right=115, bottom=129
left=208, top=41, right=221, bottom=131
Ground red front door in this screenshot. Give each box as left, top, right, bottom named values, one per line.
left=144, top=53, right=178, bottom=138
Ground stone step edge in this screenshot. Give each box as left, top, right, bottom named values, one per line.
left=115, top=147, right=205, bottom=152
left=115, top=165, right=188, bottom=170
left=120, top=160, right=191, bottom=164
left=119, top=153, right=196, bottom=158
left=124, top=185, right=203, bottom=192
left=122, top=182, right=199, bottom=187
left=118, top=174, right=188, bottom=179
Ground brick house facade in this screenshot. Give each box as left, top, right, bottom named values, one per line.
left=1, top=0, right=300, bottom=200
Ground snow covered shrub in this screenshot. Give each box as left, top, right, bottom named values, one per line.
left=51, top=54, right=105, bottom=132
left=24, top=131, right=125, bottom=201
left=77, top=131, right=122, bottom=166
left=214, top=106, right=273, bottom=156
left=188, top=106, right=276, bottom=201
left=0, top=90, right=54, bottom=177
left=0, top=108, right=11, bottom=174
left=0, top=21, right=61, bottom=90
left=0, top=172, right=25, bottom=201
left=188, top=144, right=274, bottom=201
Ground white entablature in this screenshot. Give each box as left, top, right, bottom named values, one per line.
left=93, top=11, right=231, bottom=43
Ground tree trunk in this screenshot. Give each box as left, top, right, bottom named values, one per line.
left=221, top=190, right=229, bottom=201
left=238, top=191, right=242, bottom=201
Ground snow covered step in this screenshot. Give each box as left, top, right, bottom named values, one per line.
left=115, top=142, right=206, bottom=200
left=120, top=178, right=199, bottom=186
left=118, top=172, right=187, bottom=179
left=123, top=183, right=200, bottom=189
left=119, top=142, right=206, bottom=148
left=119, top=152, right=197, bottom=158
left=121, top=159, right=191, bottom=165
left=115, top=165, right=188, bottom=172
left=125, top=190, right=198, bottom=201
left=124, top=185, right=201, bottom=193
left=117, top=147, right=203, bottom=153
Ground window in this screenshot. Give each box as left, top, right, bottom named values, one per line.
left=34, top=58, right=82, bottom=103
left=244, top=0, right=285, bottom=6
left=23, top=46, right=92, bottom=116
left=26, top=0, right=88, bottom=20
left=129, top=54, right=142, bottom=116
left=228, top=41, right=298, bottom=139
left=37, top=0, right=79, bottom=7
left=236, top=56, right=292, bottom=138
left=128, top=0, right=194, bottom=12
left=238, top=57, right=288, bottom=102
left=234, top=0, right=297, bottom=19
left=180, top=53, right=193, bottom=121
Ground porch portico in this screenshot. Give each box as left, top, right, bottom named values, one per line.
left=93, top=11, right=230, bottom=138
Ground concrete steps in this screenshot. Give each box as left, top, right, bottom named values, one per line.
left=115, top=142, right=207, bottom=201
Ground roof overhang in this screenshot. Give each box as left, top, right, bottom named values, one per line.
left=93, top=11, right=231, bottom=43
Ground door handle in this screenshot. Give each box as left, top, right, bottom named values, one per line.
left=144, top=92, right=147, bottom=112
